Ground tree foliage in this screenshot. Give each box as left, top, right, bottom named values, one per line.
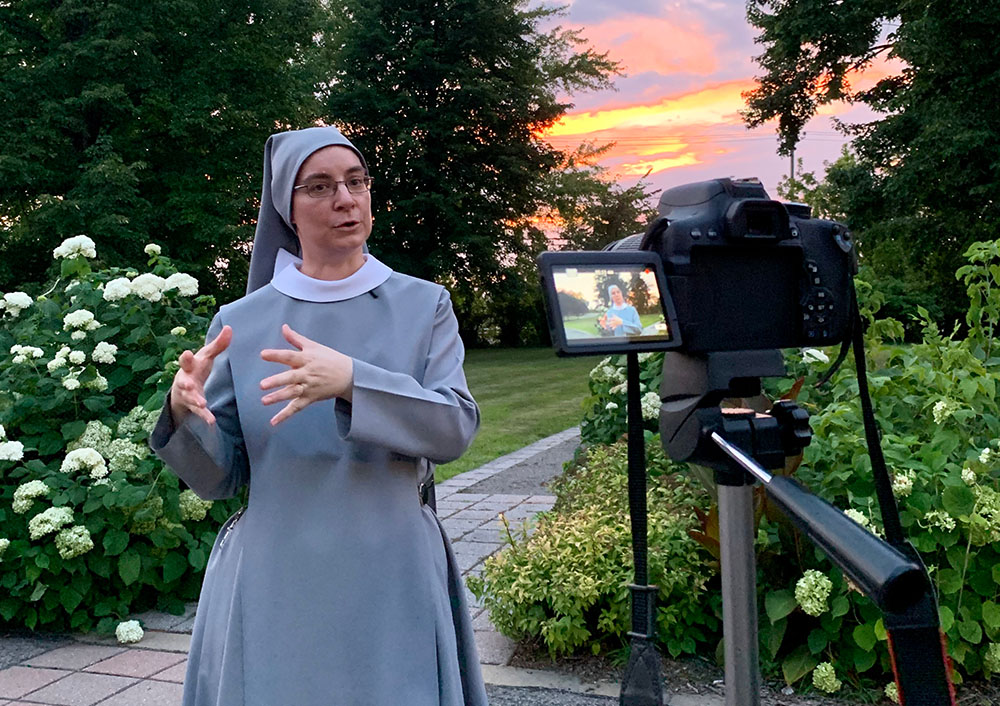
left=744, top=0, right=1000, bottom=325
left=321, top=0, right=620, bottom=346
left=0, top=0, right=328, bottom=303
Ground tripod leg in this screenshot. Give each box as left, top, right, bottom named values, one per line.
left=718, top=483, right=761, bottom=706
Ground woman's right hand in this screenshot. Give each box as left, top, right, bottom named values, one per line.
left=169, top=325, right=233, bottom=426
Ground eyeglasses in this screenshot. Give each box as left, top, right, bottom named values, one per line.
left=292, top=176, right=373, bottom=198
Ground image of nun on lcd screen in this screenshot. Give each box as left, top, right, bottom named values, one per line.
left=553, top=265, right=671, bottom=343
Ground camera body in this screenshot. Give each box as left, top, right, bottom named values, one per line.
left=610, top=177, right=857, bottom=352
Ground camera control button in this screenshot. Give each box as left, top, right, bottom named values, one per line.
left=691, top=228, right=702, bottom=239
left=707, top=228, right=718, bottom=239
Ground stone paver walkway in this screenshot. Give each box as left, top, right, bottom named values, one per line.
left=0, top=428, right=590, bottom=705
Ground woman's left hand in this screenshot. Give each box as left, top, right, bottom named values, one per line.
left=259, top=324, right=354, bottom=426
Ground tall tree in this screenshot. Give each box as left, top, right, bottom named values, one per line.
left=321, top=0, right=619, bottom=346
left=0, top=0, right=328, bottom=302
left=743, top=0, right=1000, bottom=323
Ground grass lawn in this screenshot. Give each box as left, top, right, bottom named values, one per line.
left=435, top=348, right=595, bottom=482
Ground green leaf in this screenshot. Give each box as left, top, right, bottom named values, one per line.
left=188, top=547, right=207, bottom=572
left=807, top=628, right=828, bottom=654
left=162, top=552, right=188, bottom=584
left=853, top=622, right=877, bottom=651
left=983, top=601, right=1000, bottom=630
left=103, top=530, right=130, bottom=556
left=781, top=645, right=818, bottom=686
left=765, top=589, right=797, bottom=624
left=118, top=551, right=141, bottom=585
left=937, top=568, right=963, bottom=594
left=29, top=583, right=47, bottom=602
left=942, top=486, right=976, bottom=518
left=958, top=620, right=983, bottom=644
left=854, top=647, right=877, bottom=673
left=830, top=595, right=849, bottom=618
left=60, top=587, right=84, bottom=613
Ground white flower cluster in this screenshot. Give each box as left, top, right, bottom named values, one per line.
left=2, top=291, right=34, bottom=317
left=69, top=420, right=114, bottom=455
left=984, top=642, right=1000, bottom=673
left=179, top=489, right=213, bottom=522
left=144, top=243, right=162, bottom=256
left=131, top=273, right=167, bottom=302
left=589, top=359, right=625, bottom=385
left=641, top=391, right=661, bottom=421
left=812, top=661, right=841, bottom=693
left=891, top=470, right=915, bottom=498
left=962, top=466, right=977, bottom=486
left=171, top=326, right=187, bottom=336
left=107, top=438, right=149, bottom=474
left=801, top=348, right=830, bottom=365
left=923, top=509, right=957, bottom=532
left=28, top=506, right=74, bottom=539
left=60, top=447, right=108, bottom=479
left=55, top=525, right=94, bottom=560
left=13, top=480, right=50, bottom=514
left=10, top=344, right=43, bottom=364
left=0, top=432, right=25, bottom=462
left=884, top=682, right=899, bottom=704
left=47, top=346, right=71, bottom=372
left=115, top=620, right=144, bottom=644
left=794, top=569, right=833, bottom=617
left=92, top=341, right=118, bottom=364
left=52, top=235, right=97, bottom=259
left=164, top=272, right=198, bottom=296
left=118, top=407, right=159, bottom=439
left=843, top=508, right=869, bottom=528
left=932, top=399, right=959, bottom=424
left=63, top=309, right=101, bottom=332
left=0, top=537, right=9, bottom=560
left=980, top=446, right=999, bottom=466
left=969, top=486, right=1000, bottom=545
left=103, top=277, right=133, bottom=302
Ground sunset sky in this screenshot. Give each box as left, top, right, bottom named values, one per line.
left=542, top=0, right=894, bottom=200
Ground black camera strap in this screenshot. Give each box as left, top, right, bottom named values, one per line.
left=849, top=287, right=956, bottom=704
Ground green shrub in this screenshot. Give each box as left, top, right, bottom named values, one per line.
left=468, top=437, right=720, bottom=659
left=0, top=237, right=241, bottom=633
left=579, top=352, right=664, bottom=445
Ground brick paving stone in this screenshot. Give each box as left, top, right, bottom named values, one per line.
left=84, top=650, right=185, bottom=679
left=440, top=518, right=484, bottom=535
left=473, top=631, right=516, bottom=666
left=463, top=527, right=506, bottom=544
left=25, top=646, right=124, bottom=671
left=450, top=508, right=503, bottom=522
left=472, top=610, right=495, bottom=631
left=149, top=660, right=187, bottom=684
left=23, top=672, right=137, bottom=706
left=446, top=493, right=490, bottom=502
left=126, top=633, right=190, bottom=654
left=167, top=617, right=195, bottom=634
left=465, top=501, right=519, bottom=514
left=454, top=551, right=486, bottom=573
left=528, top=495, right=557, bottom=504
left=0, top=666, right=70, bottom=699
left=484, top=494, right=532, bottom=503
left=95, top=679, right=183, bottom=706
left=450, top=541, right=502, bottom=562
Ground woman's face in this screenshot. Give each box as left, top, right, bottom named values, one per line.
left=610, top=286, right=624, bottom=306
left=290, top=145, right=372, bottom=260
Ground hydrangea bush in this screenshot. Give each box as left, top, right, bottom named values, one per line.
left=468, top=437, right=720, bottom=660
left=538, top=243, right=1000, bottom=697
left=579, top=352, right=664, bottom=445
left=0, top=236, right=241, bottom=633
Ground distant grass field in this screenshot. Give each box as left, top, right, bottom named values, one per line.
left=435, top=348, right=595, bottom=482
left=562, top=312, right=664, bottom=338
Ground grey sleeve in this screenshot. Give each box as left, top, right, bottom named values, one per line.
left=335, top=288, right=480, bottom=464
left=148, top=314, right=250, bottom=500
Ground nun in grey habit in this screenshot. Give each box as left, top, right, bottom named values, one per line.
left=150, top=126, right=489, bottom=706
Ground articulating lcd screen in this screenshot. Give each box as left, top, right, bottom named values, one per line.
left=552, top=264, right=673, bottom=346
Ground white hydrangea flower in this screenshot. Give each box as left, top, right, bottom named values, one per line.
left=984, top=642, right=1000, bottom=673
left=107, top=438, right=149, bottom=474
left=3, top=292, right=33, bottom=317
left=0, top=424, right=5, bottom=438
left=844, top=508, right=869, bottom=527
left=812, top=662, right=842, bottom=693
left=69, top=420, right=114, bottom=454
left=884, top=682, right=899, bottom=704
left=92, top=341, right=118, bottom=364
left=163, top=272, right=198, bottom=296
left=103, top=277, right=133, bottom=302
left=178, top=489, right=213, bottom=522
left=170, top=326, right=187, bottom=336
left=63, top=377, right=81, bottom=391
left=118, top=406, right=160, bottom=438
left=86, top=374, right=108, bottom=392
left=892, top=471, right=915, bottom=498
left=795, top=569, right=833, bottom=616
left=55, top=525, right=94, bottom=560
left=13, top=480, right=50, bottom=513
left=115, top=620, right=144, bottom=644
left=932, top=399, right=959, bottom=424
left=0, top=440, right=25, bottom=462
left=71, top=330, right=86, bottom=341
left=63, top=309, right=100, bottom=330
left=60, top=447, right=108, bottom=478
left=68, top=350, right=86, bottom=365
left=802, top=348, right=830, bottom=364
left=52, top=235, right=97, bottom=259
left=963, top=467, right=977, bottom=486
left=0, top=537, right=9, bottom=559
left=47, top=357, right=67, bottom=372
left=641, top=391, right=661, bottom=421
left=923, top=509, right=957, bottom=532
left=131, top=273, right=167, bottom=302
left=28, top=506, right=74, bottom=539
left=605, top=402, right=618, bottom=411
left=143, top=243, right=162, bottom=256
left=980, top=447, right=998, bottom=466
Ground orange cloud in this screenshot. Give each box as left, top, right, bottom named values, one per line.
left=576, top=15, right=725, bottom=77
